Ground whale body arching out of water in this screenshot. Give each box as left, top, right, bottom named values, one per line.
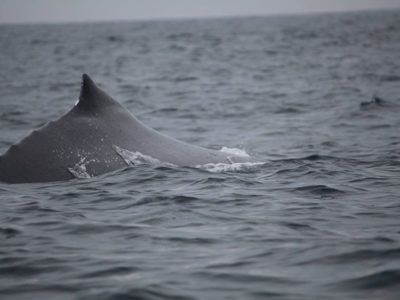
left=0, top=74, right=253, bottom=184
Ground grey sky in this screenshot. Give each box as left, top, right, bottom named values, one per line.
left=1, top=0, right=400, bottom=24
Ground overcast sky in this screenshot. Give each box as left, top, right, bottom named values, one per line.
left=1, top=0, right=400, bottom=24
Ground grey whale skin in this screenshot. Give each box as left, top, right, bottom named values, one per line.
left=0, top=74, right=252, bottom=183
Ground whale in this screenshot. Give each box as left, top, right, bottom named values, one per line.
left=0, top=74, right=252, bottom=183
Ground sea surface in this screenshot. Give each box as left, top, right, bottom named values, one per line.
left=1, top=9, right=400, bottom=300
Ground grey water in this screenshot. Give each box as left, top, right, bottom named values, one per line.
left=1, top=9, right=400, bottom=300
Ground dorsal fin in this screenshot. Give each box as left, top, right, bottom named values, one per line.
left=76, top=74, right=117, bottom=112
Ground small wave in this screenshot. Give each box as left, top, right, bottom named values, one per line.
left=65, top=222, right=147, bottom=235
left=275, top=154, right=368, bottom=165
left=195, top=270, right=303, bottom=285
left=331, top=269, right=400, bottom=290
left=380, top=74, right=400, bottom=82
left=30, top=38, right=48, bottom=45
left=167, top=32, right=193, bottom=40
left=300, top=248, right=400, bottom=265
left=97, top=284, right=193, bottom=300
left=274, top=107, right=302, bottom=114
left=272, top=154, right=334, bottom=163
left=0, top=226, right=21, bottom=239
left=360, top=95, right=386, bottom=109
left=359, top=95, right=399, bottom=112
left=173, top=76, right=198, bottom=82
left=301, top=154, right=329, bottom=161
left=293, top=184, right=346, bottom=196
left=79, top=266, right=137, bottom=279
left=106, top=35, right=124, bottom=43
left=197, top=161, right=264, bottom=173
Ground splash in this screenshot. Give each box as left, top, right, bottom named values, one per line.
left=197, top=161, right=265, bottom=173
left=219, top=147, right=251, bottom=158
left=192, top=146, right=263, bottom=172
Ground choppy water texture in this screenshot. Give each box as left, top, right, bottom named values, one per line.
left=1, top=10, right=400, bottom=300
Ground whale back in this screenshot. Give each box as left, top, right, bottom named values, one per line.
left=0, top=75, right=129, bottom=183
left=0, top=74, right=243, bottom=183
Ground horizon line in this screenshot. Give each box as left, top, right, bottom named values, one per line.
left=0, top=6, right=397, bottom=26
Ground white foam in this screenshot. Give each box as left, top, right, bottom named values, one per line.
left=219, top=146, right=250, bottom=158
left=196, top=161, right=265, bottom=173
left=193, top=146, right=265, bottom=173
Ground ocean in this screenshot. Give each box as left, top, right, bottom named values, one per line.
left=1, top=9, right=400, bottom=299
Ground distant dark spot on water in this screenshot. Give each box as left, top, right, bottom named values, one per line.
left=269, top=93, right=287, bottom=99
left=150, top=76, right=198, bottom=83
left=79, top=266, right=137, bottom=279
left=106, top=35, right=124, bottom=42
left=167, top=32, right=193, bottom=40
left=154, top=107, right=179, bottom=113
left=169, top=44, right=187, bottom=52
left=0, top=226, right=21, bottom=239
left=360, top=96, right=386, bottom=108
left=119, top=84, right=142, bottom=94
left=264, top=50, right=278, bottom=56
left=173, top=76, right=198, bottom=82
left=274, top=107, right=302, bottom=114
left=314, top=248, right=400, bottom=265
left=30, top=39, right=47, bottom=45
left=279, top=154, right=332, bottom=162
left=381, top=74, right=400, bottom=82
left=293, top=185, right=346, bottom=196
left=1, top=110, right=24, bottom=117
left=280, top=221, right=314, bottom=231
left=330, top=269, right=400, bottom=291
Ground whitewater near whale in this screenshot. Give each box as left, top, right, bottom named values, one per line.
left=0, top=74, right=253, bottom=184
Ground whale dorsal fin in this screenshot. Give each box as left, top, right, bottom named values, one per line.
left=76, top=74, right=117, bottom=112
